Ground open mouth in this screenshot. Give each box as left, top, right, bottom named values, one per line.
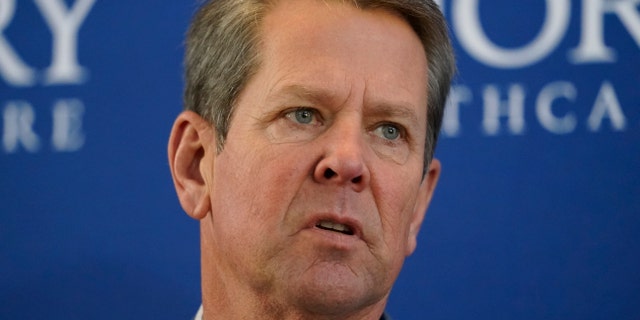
left=315, top=220, right=354, bottom=235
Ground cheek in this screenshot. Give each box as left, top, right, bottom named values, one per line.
left=211, top=143, right=310, bottom=229
left=374, top=172, right=421, bottom=244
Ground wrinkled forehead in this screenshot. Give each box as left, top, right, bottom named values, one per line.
left=252, top=0, right=428, bottom=117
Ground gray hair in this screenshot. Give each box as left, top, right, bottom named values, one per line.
left=184, top=0, right=455, bottom=171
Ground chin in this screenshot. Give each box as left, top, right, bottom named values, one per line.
left=285, top=265, right=388, bottom=315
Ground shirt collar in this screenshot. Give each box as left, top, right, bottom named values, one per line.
left=194, top=305, right=391, bottom=319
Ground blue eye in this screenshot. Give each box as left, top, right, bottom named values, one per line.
left=377, top=124, right=401, bottom=140
left=285, top=108, right=316, bottom=125
left=294, top=109, right=313, bottom=124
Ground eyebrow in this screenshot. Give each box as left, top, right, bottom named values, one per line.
left=268, top=84, right=339, bottom=106
left=366, top=102, right=421, bottom=129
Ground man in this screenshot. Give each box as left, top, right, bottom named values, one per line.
left=168, top=0, right=455, bottom=319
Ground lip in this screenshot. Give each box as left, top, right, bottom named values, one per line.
left=303, top=213, right=364, bottom=246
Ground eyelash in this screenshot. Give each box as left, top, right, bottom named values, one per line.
left=284, top=107, right=322, bottom=125
left=373, top=122, right=407, bottom=142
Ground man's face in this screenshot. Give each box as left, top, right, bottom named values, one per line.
left=199, top=0, right=437, bottom=314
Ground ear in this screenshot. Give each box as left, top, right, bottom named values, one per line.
left=405, top=158, right=441, bottom=256
left=168, top=111, right=215, bottom=220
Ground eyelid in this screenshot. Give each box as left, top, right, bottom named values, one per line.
left=373, top=121, right=407, bottom=139
left=284, top=107, right=323, bottom=123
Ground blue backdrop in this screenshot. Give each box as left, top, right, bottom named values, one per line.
left=1, top=1, right=639, bottom=319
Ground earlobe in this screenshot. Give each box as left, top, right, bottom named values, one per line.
left=168, top=111, right=215, bottom=220
left=405, top=158, right=441, bottom=256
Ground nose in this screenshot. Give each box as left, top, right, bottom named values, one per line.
left=312, top=121, right=370, bottom=192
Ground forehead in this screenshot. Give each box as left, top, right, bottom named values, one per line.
left=255, top=0, right=429, bottom=115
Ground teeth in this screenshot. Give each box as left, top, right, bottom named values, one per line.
left=316, top=220, right=353, bottom=235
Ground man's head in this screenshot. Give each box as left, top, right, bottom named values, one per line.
left=169, top=0, right=454, bottom=318
left=184, top=0, right=454, bottom=168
